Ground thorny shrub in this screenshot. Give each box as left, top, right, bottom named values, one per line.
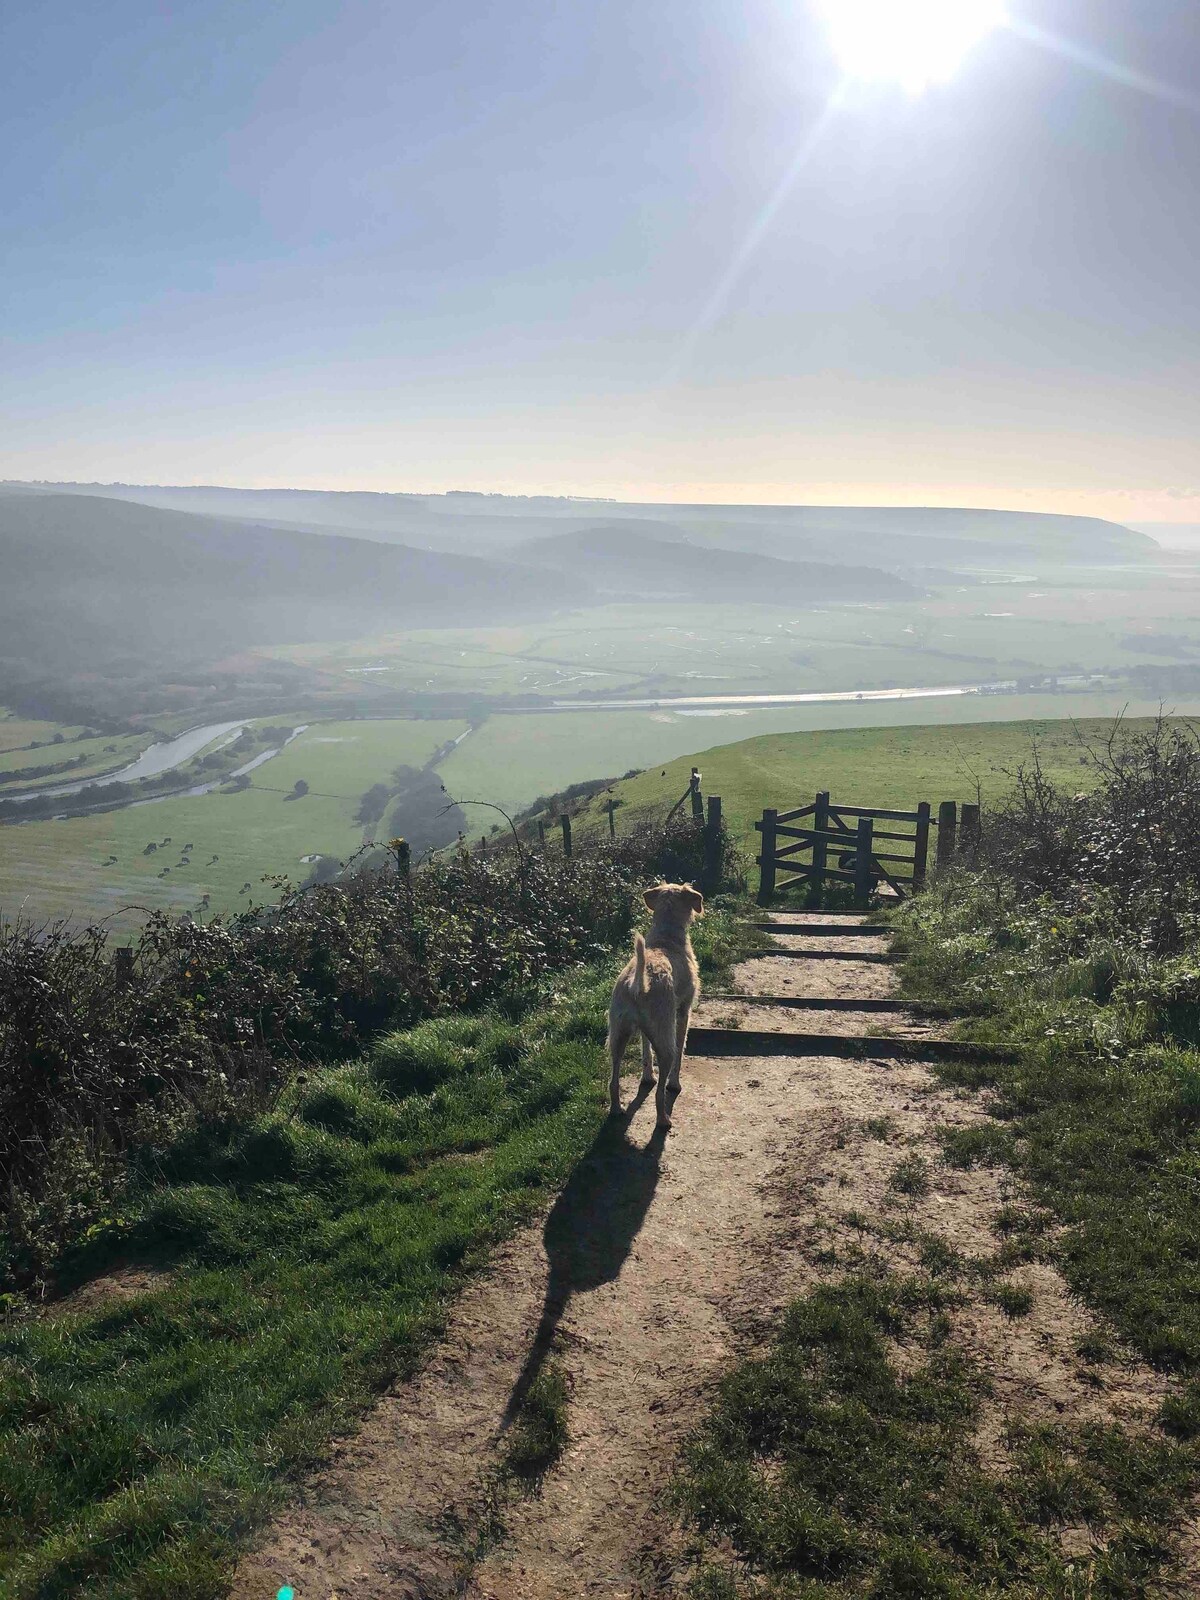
left=975, top=719, right=1200, bottom=954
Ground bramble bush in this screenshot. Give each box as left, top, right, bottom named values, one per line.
left=972, top=718, right=1200, bottom=954
left=1, top=810, right=735, bottom=1291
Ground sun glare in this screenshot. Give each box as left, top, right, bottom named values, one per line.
left=818, top=0, right=1005, bottom=92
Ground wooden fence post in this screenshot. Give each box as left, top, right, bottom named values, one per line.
left=560, top=813, right=572, bottom=858
left=757, top=808, right=777, bottom=905
left=960, top=802, right=981, bottom=856
left=114, top=946, right=134, bottom=987
left=704, top=794, right=722, bottom=890
left=607, top=797, right=616, bottom=838
left=936, top=800, right=958, bottom=867
left=913, top=801, right=931, bottom=890
left=480, top=834, right=487, bottom=854
left=392, top=837, right=411, bottom=880
left=854, top=816, right=874, bottom=909
left=809, top=790, right=830, bottom=908
left=690, top=768, right=704, bottom=821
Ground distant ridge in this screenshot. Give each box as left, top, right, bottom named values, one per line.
left=5, top=481, right=1154, bottom=569
left=0, top=491, right=578, bottom=671
left=513, top=524, right=917, bottom=603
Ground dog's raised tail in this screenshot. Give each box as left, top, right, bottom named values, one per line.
left=633, top=932, right=648, bottom=994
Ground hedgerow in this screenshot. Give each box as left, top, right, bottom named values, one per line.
left=1, top=810, right=731, bottom=1292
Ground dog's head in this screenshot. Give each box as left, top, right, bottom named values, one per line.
left=643, top=881, right=704, bottom=923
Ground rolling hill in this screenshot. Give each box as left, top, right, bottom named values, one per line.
left=0, top=490, right=579, bottom=672
left=512, top=523, right=917, bottom=603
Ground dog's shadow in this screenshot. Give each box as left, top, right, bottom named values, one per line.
left=502, top=1082, right=667, bottom=1426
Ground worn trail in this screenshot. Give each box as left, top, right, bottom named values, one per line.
left=234, top=913, right=1186, bottom=1599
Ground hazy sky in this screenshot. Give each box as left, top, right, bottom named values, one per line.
left=3, top=0, right=1199, bottom=519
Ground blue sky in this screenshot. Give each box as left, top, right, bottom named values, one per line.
left=2, top=0, right=1198, bottom=518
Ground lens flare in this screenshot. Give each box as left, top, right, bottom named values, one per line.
left=818, top=0, right=1005, bottom=92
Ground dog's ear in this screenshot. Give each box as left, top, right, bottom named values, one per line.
left=684, top=887, right=705, bottom=916
left=644, top=885, right=665, bottom=910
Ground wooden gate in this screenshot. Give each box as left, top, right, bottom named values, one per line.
left=755, top=792, right=978, bottom=907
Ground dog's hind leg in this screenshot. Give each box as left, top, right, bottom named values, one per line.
left=640, top=1032, right=655, bottom=1086
left=647, top=1015, right=677, bottom=1130
left=607, top=1012, right=636, bottom=1116
left=668, top=1003, right=691, bottom=1091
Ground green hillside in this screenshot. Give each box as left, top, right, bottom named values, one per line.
left=579, top=716, right=1200, bottom=858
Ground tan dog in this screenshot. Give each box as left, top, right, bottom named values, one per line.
left=607, top=882, right=704, bottom=1130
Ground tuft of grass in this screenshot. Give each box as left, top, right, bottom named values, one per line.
left=991, top=1280, right=1035, bottom=1318
left=938, top=1121, right=1012, bottom=1170
left=1159, top=1380, right=1200, bottom=1441
left=862, top=1115, right=896, bottom=1141
left=888, top=1154, right=931, bottom=1198
left=502, top=1361, right=570, bottom=1479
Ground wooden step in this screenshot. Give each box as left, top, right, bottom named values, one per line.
left=752, top=948, right=899, bottom=964
left=686, top=1027, right=1014, bottom=1064
left=751, top=921, right=890, bottom=936
left=757, top=906, right=882, bottom=917
left=705, top=994, right=954, bottom=1015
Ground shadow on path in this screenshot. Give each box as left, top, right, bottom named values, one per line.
left=502, top=1083, right=667, bottom=1425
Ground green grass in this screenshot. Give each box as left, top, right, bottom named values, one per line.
left=0, top=715, right=89, bottom=755
left=0, top=718, right=466, bottom=929
left=263, top=573, right=1200, bottom=706
left=502, top=1360, right=570, bottom=1478
left=574, top=716, right=1200, bottom=860
left=674, top=1270, right=1193, bottom=1597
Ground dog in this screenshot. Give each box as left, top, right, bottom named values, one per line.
left=607, top=881, right=704, bottom=1130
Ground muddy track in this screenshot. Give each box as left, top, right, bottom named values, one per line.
left=233, top=914, right=1189, bottom=1599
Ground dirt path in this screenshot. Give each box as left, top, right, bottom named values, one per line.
left=233, top=913, right=1186, bottom=1600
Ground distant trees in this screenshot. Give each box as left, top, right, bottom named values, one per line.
left=354, top=783, right=391, bottom=825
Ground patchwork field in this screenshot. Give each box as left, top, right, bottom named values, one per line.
left=0, top=730, right=150, bottom=787
left=8, top=700, right=1200, bottom=932
left=261, top=561, right=1200, bottom=704
left=0, top=718, right=466, bottom=930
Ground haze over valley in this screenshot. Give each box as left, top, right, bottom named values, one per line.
left=2, top=478, right=1198, bottom=929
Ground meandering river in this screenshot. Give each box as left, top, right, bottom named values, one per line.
left=11, top=721, right=248, bottom=803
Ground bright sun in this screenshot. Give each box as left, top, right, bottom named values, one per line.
left=818, top=0, right=1005, bottom=92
